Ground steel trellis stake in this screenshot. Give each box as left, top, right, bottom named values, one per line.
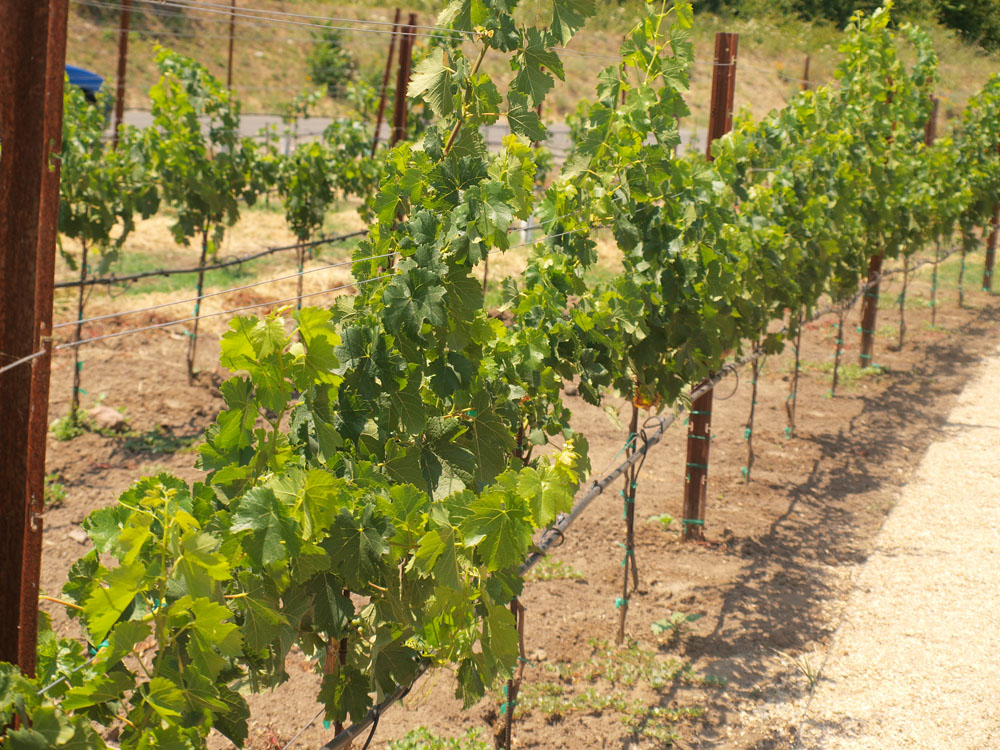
left=615, top=403, right=641, bottom=645
left=984, top=204, right=998, bottom=293
left=112, top=0, right=131, bottom=148
left=744, top=340, right=761, bottom=483
left=0, top=0, right=68, bottom=676
left=372, top=8, right=401, bottom=156
left=391, top=12, right=417, bottom=146
left=681, top=31, right=737, bottom=542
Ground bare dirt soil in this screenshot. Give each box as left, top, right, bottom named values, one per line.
left=38, top=257, right=1000, bottom=750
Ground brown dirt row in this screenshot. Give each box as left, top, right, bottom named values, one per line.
left=36, top=254, right=1000, bottom=749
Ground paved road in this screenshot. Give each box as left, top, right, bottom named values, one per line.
left=119, top=110, right=707, bottom=159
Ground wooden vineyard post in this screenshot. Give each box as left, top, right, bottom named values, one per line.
left=0, top=0, right=68, bottom=675
left=371, top=8, right=401, bottom=156
left=226, top=0, right=236, bottom=90
left=391, top=13, right=417, bottom=146
left=801, top=54, right=810, bottom=91
left=857, top=252, right=882, bottom=367
left=681, top=31, right=737, bottom=542
left=616, top=403, right=641, bottom=645
left=112, top=0, right=131, bottom=148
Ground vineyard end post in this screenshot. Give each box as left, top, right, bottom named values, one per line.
left=0, top=0, right=67, bottom=676
left=391, top=13, right=417, bottom=146
left=801, top=54, right=810, bottom=92
left=682, top=31, right=737, bottom=542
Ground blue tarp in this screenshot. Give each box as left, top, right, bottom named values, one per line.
left=65, top=64, right=103, bottom=95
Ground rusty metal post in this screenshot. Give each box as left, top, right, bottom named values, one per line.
left=112, top=0, right=131, bottom=148
left=226, top=0, right=236, bottom=90
left=0, top=0, right=68, bottom=676
left=858, top=254, right=883, bottom=366
left=924, top=95, right=938, bottom=145
left=372, top=7, right=401, bottom=156
left=682, top=32, right=737, bottom=542
left=391, top=13, right=416, bottom=146
left=801, top=54, right=810, bottom=91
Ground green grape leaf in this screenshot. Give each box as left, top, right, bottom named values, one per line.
left=230, top=486, right=301, bottom=568
left=307, top=573, right=354, bottom=636
left=318, top=666, right=372, bottom=725
left=413, top=525, right=462, bottom=591
left=212, top=686, right=251, bottom=748
left=551, top=0, right=595, bottom=45
left=61, top=671, right=133, bottom=711
left=82, top=561, right=146, bottom=644
left=409, top=51, right=455, bottom=118
left=371, top=631, right=419, bottom=695
left=323, top=505, right=393, bottom=590
left=512, top=29, right=563, bottom=107
left=188, top=597, right=243, bottom=657
left=99, top=621, right=151, bottom=670
left=507, top=94, right=547, bottom=143
left=144, top=676, right=185, bottom=721
left=460, top=489, right=533, bottom=570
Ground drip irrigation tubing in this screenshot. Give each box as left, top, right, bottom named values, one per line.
left=53, top=230, right=367, bottom=290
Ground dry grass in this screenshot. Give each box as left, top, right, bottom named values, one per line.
left=52, top=202, right=367, bottom=342
left=67, top=1, right=998, bottom=125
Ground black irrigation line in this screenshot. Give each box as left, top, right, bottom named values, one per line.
left=53, top=230, right=367, bottom=290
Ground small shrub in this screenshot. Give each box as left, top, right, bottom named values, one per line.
left=44, top=473, right=68, bottom=509
left=387, top=727, right=489, bottom=750
left=307, top=25, right=357, bottom=99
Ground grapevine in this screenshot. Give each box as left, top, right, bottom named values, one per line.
left=4, top=3, right=1000, bottom=750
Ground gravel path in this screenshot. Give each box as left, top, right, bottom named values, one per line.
left=795, top=342, right=1000, bottom=749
